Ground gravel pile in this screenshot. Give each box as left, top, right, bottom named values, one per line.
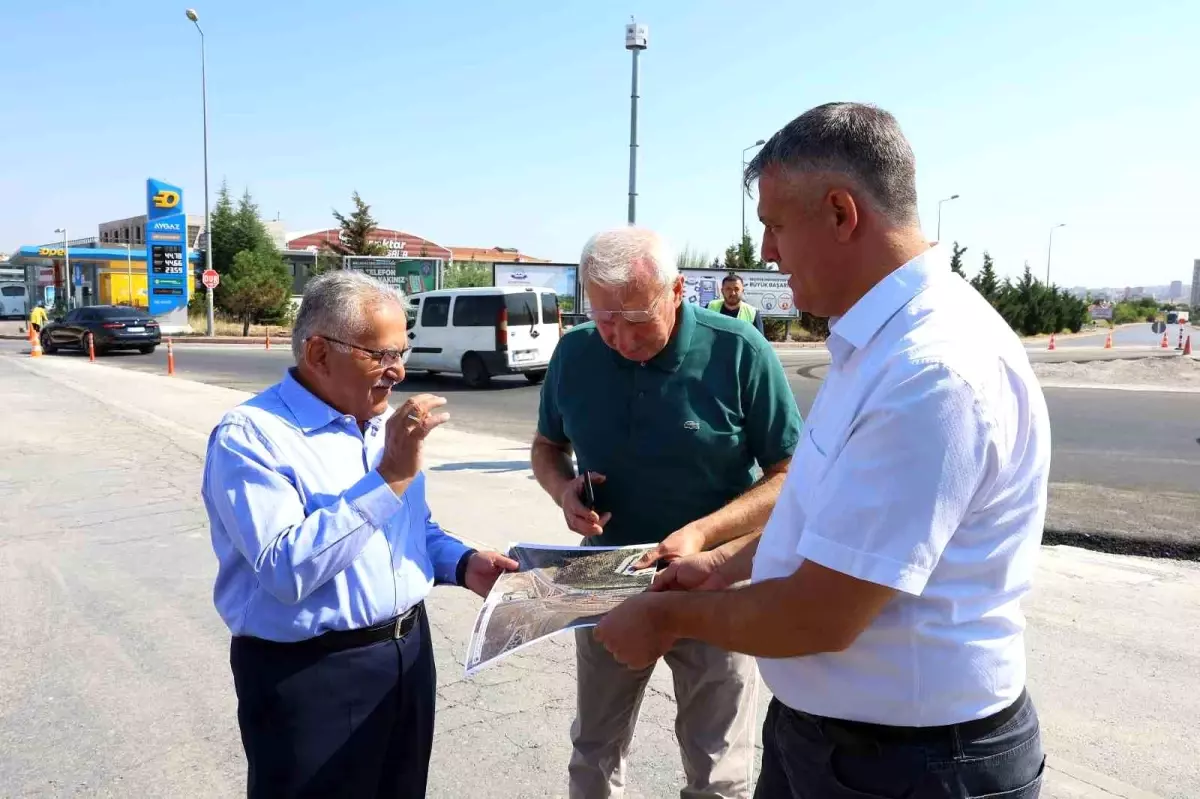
left=1034, top=356, right=1200, bottom=390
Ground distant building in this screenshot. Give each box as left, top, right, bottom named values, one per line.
left=448, top=246, right=550, bottom=264
left=1191, top=260, right=1200, bottom=308
left=99, top=214, right=206, bottom=250
left=286, top=228, right=452, bottom=261
left=1169, top=280, right=1184, bottom=300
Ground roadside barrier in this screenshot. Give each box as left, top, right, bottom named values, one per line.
left=167, top=337, right=176, bottom=376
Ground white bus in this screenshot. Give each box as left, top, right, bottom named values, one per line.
left=0, top=282, right=28, bottom=319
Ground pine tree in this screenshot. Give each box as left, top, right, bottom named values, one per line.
left=723, top=230, right=763, bottom=271
left=329, top=191, right=386, bottom=256
left=208, top=181, right=238, bottom=275
left=949, top=241, right=968, bottom=277
left=969, top=251, right=1000, bottom=304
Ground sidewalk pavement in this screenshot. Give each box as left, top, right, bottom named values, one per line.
left=2, top=353, right=1196, bottom=798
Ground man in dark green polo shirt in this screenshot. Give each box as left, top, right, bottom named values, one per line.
left=531, top=226, right=802, bottom=799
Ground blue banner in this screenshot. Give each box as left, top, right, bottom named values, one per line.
left=145, top=178, right=188, bottom=315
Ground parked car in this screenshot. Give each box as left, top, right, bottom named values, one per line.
left=405, top=286, right=562, bottom=388
left=40, top=305, right=161, bottom=355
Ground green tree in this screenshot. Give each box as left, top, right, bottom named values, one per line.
left=443, top=260, right=491, bottom=289
left=722, top=230, right=763, bottom=271
left=310, top=249, right=343, bottom=277
left=221, top=245, right=293, bottom=336
left=949, top=241, right=969, bottom=277
left=969, top=251, right=1001, bottom=304
left=207, top=181, right=238, bottom=275
left=328, top=191, right=386, bottom=256
left=676, top=245, right=711, bottom=271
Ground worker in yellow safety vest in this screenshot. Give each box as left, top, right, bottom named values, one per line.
left=29, top=301, right=49, bottom=334
left=706, top=273, right=765, bottom=335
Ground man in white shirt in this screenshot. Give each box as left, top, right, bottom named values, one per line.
left=594, top=102, right=1050, bottom=798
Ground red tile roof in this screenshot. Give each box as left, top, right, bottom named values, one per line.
left=287, top=228, right=451, bottom=260
left=449, top=246, right=551, bottom=263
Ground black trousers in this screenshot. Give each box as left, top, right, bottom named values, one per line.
left=755, top=692, right=1044, bottom=798
left=230, top=609, right=436, bottom=799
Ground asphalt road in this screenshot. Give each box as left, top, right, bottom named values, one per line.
left=1045, top=321, right=1195, bottom=349
left=7, top=337, right=1197, bottom=493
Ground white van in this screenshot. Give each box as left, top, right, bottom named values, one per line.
left=405, top=286, right=562, bottom=388
left=0, top=283, right=29, bottom=319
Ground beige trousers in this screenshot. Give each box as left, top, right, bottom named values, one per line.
left=568, top=630, right=759, bottom=799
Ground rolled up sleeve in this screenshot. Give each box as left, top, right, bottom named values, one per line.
left=203, top=421, right=404, bottom=604
left=796, top=363, right=994, bottom=595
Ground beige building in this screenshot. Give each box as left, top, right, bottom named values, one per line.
left=1191, top=260, right=1200, bottom=309
left=99, top=214, right=206, bottom=250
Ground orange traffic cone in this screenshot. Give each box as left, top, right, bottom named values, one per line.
left=1104, top=331, right=1113, bottom=349
left=1047, top=333, right=1056, bottom=351
left=166, top=337, right=176, bottom=376
left=1185, top=336, right=1193, bottom=356
left=30, top=333, right=43, bottom=358
left=87, top=332, right=96, bottom=362
left=265, top=329, right=271, bottom=350
left=26, top=325, right=35, bottom=343
left=1161, top=332, right=1169, bottom=349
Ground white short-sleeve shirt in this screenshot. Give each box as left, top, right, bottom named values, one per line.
left=751, top=246, right=1051, bottom=726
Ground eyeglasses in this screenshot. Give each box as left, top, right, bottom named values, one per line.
left=586, top=291, right=669, bottom=324
left=316, top=335, right=410, bottom=366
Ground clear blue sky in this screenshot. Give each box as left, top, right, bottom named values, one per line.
left=2, top=0, right=1197, bottom=290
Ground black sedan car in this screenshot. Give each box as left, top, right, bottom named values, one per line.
left=40, top=305, right=162, bottom=355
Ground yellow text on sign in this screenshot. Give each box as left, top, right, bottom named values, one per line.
left=38, top=248, right=66, bottom=257
left=152, top=190, right=180, bottom=209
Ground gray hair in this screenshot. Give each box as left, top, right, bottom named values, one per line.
left=744, top=102, right=919, bottom=225
left=579, top=226, right=677, bottom=289
left=291, top=270, right=406, bottom=362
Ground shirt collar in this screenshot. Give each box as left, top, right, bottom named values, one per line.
left=829, top=245, right=946, bottom=355
left=279, top=368, right=388, bottom=434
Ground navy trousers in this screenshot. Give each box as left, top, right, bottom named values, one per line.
left=755, top=692, right=1044, bottom=798
left=230, top=609, right=436, bottom=799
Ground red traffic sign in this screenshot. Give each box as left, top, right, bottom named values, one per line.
left=201, top=269, right=220, bottom=290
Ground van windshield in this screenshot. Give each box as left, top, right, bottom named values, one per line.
left=1, top=285, right=25, bottom=297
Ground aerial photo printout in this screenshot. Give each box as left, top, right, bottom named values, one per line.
left=465, top=543, right=658, bottom=675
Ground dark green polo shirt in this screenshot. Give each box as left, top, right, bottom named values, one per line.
left=537, top=302, right=803, bottom=547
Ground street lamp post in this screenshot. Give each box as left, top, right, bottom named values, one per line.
left=54, top=227, right=69, bottom=311
left=187, top=8, right=215, bottom=336
left=741, top=139, right=766, bottom=238
left=1046, top=223, right=1066, bottom=285
left=936, top=194, right=960, bottom=242
left=625, top=20, right=648, bottom=224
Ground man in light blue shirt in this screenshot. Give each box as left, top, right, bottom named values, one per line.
left=203, top=270, right=516, bottom=799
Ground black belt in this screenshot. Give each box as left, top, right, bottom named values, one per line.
left=239, top=602, right=423, bottom=655
left=792, top=689, right=1028, bottom=749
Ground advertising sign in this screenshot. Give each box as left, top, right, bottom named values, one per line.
left=493, top=263, right=578, bottom=312
left=345, top=256, right=440, bottom=294
left=145, top=178, right=189, bottom=315
left=1089, top=305, right=1113, bottom=321
left=681, top=268, right=796, bottom=318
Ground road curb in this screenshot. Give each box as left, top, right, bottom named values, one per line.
left=1044, top=530, right=1200, bottom=561
left=1048, top=758, right=1163, bottom=798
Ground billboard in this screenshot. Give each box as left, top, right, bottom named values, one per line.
left=493, top=263, right=577, bottom=312
left=145, top=178, right=189, bottom=315
left=345, top=256, right=440, bottom=294
left=681, top=268, right=796, bottom=318
left=1089, top=304, right=1114, bottom=320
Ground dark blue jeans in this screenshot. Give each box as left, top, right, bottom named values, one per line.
left=755, top=692, right=1044, bottom=798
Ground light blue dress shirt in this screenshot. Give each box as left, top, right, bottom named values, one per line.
left=202, top=370, right=471, bottom=642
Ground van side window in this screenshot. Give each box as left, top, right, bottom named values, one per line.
left=453, top=295, right=503, bottom=326
left=421, top=297, right=451, bottom=328
left=540, top=292, right=559, bottom=322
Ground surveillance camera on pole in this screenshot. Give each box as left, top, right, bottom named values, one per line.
left=625, top=19, right=648, bottom=224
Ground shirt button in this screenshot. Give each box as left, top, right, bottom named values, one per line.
left=638, top=391, right=645, bottom=398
